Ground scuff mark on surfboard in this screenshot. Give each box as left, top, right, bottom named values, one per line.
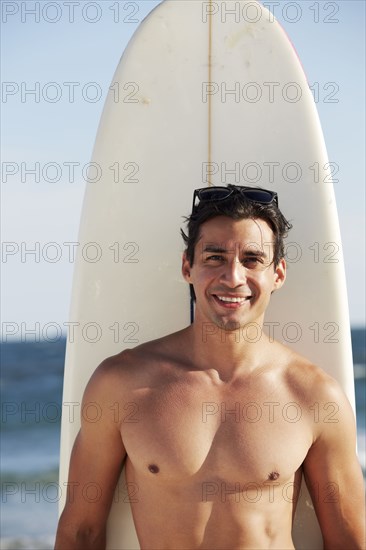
left=140, top=97, right=151, bottom=105
left=89, top=279, right=101, bottom=299
left=226, top=24, right=260, bottom=48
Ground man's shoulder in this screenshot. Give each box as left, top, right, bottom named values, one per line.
left=278, top=344, right=346, bottom=405
left=93, top=347, right=153, bottom=385
left=272, top=342, right=343, bottom=400
left=93, top=328, right=189, bottom=385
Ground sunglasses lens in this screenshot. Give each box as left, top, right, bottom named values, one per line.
left=241, top=189, right=276, bottom=204
left=197, top=188, right=230, bottom=202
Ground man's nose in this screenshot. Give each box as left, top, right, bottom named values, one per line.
left=219, top=258, right=247, bottom=287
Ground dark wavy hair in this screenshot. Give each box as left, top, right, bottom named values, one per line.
left=181, top=186, right=292, bottom=299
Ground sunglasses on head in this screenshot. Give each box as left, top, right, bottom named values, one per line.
left=192, top=185, right=278, bottom=212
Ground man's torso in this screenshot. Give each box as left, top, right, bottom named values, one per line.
left=106, top=332, right=316, bottom=549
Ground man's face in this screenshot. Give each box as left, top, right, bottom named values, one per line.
left=182, top=216, right=286, bottom=331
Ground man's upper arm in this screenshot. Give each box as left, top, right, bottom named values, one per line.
left=303, top=379, right=365, bottom=549
left=58, top=359, right=127, bottom=537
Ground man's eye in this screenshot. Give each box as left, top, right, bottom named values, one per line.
left=243, top=257, right=261, bottom=267
left=206, top=255, right=224, bottom=262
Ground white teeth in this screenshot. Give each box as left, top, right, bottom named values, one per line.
left=217, top=296, right=245, bottom=303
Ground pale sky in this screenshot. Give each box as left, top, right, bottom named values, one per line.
left=1, top=0, right=365, bottom=339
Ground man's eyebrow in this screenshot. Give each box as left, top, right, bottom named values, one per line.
left=202, top=245, right=229, bottom=253
left=242, top=248, right=267, bottom=258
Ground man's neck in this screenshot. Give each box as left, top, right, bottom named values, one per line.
left=185, top=319, right=273, bottom=381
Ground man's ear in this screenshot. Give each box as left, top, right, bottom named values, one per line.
left=182, top=252, right=192, bottom=283
left=272, top=258, right=286, bottom=292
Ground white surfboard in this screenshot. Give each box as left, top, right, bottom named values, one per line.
left=59, top=1, right=355, bottom=548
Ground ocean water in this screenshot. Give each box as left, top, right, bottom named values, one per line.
left=1, top=340, right=64, bottom=550
left=1, top=331, right=365, bottom=549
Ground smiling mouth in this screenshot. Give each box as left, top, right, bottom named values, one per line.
left=213, top=295, right=252, bottom=307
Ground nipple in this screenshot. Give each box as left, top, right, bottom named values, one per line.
left=268, top=471, right=280, bottom=481
left=148, top=464, right=160, bottom=474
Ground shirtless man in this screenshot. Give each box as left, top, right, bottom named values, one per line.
left=55, top=185, right=365, bottom=549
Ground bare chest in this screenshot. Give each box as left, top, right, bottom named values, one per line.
left=121, top=376, right=312, bottom=486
